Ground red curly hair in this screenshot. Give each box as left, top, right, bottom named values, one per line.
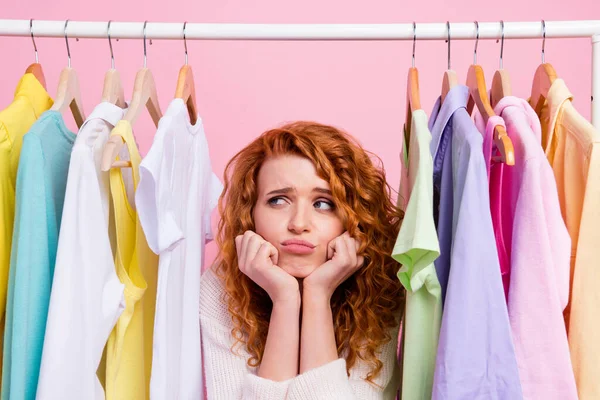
left=214, top=121, right=404, bottom=383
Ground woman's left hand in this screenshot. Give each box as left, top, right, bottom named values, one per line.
left=303, top=231, right=365, bottom=300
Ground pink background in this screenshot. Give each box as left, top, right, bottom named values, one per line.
left=1, top=1, right=598, bottom=266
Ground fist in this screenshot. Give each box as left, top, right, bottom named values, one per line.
left=235, top=231, right=300, bottom=304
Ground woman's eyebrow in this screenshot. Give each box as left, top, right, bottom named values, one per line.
left=265, top=187, right=332, bottom=196
left=312, top=187, right=333, bottom=195
left=266, top=187, right=295, bottom=196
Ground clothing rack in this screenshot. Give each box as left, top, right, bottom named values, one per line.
left=1, top=19, right=599, bottom=128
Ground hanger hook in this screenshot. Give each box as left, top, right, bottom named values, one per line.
left=108, top=20, right=115, bottom=69
left=498, top=20, right=505, bottom=69
left=143, top=21, right=153, bottom=68
left=541, top=20, right=546, bottom=64
left=64, top=19, right=72, bottom=68
left=412, top=21, right=416, bottom=68
left=183, top=21, right=188, bottom=65
left=446, top=21, right=451, bottom=70
left=30, top=19, right=39, bottom=64
left=473, top=21, right=479, bottom=65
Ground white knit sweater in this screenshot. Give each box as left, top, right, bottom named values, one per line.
left=199, top=267, right=401, bottom=400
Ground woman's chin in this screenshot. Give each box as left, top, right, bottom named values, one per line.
left=279, top=262, right=319, bottom=279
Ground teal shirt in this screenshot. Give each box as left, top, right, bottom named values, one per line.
left=2, top=111, right=75, bottom=400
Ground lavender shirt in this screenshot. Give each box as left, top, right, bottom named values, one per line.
left=428, top=85, right=523, bottom=400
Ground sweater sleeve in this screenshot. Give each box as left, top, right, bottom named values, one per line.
left=199, top=268, right=292, bottom=400
left=287, top=328, right=401, bottom=400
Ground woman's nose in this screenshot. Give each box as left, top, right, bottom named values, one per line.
left=287, top=206, right=310, bottom=233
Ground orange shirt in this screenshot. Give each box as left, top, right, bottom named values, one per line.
left=538, top=78, right=600, bottom=399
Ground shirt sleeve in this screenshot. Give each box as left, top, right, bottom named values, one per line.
left=204, top=172, right=223, bottom=242
left=36, top=145, right=126, bottom=399
left=432, top=139, right=523, bottom=399
left=3, top=134, right=49, bottom=399
left=136, top=130, right=184, bottom=254
left=566, top=142, right=600, bottom=397
left=508, top=158, right=577, bottom=399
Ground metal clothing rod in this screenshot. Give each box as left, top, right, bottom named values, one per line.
left=0, top=19, right=599, bottom=128
left=0, top=20, right=599, bottom=40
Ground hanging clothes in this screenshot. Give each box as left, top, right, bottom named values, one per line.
left=104, top=120, right=158, bottom=400
left=36, top=102, right=129, bottom=400
left=392, top=109, right=441, bottom=400
left=473, top=97, right=577, bottom=399
left=135, top=98, right=222, bottom=400
left=0, top=73, right=52, bottom=380
left=2, top=111, right=75, bottom=400
left=428, top=85, right=523, bottom=399
left=536, top=78, right=600, bottom=399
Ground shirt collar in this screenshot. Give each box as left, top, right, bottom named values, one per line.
left=14, top=73, right=53, bottom=119
left=542, top=79, right=573, bottom=151
left=84, top=101, right=128, bottom=128
left=429, top=84, right=469, bottom=157
left=495, top=96, right=542, bottom=143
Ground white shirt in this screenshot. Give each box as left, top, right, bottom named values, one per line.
left=37, top=102, right=128, bottom=400
left=136, top=98, right=223, bottom=400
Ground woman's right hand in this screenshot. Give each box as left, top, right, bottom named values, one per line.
left=235, top=230, right=300, bottom=305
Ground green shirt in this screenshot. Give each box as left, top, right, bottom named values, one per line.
left=392, top=109, right=441, bottom=400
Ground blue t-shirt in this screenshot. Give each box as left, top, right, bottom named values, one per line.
left=2, top=111, right=75, bottom=400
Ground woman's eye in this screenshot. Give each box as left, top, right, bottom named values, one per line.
left=267, top=197, right=286, bottom=206
left=314, top=200, right=335, bottom=210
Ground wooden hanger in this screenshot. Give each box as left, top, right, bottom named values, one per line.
left=101, top=21, right=126, bottom=108
left=102, top=69, right=126, bottom=109
left=26, top=63, right=46, bottom=90
left=175, top=65, right=197, bottom=125
left=441, top=22, right=458, bottom=103
left=101, top=21, right=163, bottom=171
left=405, top=23, right=421, bottom=140
left=466, top=64, right=515, bottom=165
left=49, top=20, right=86, bottom=128
left=529, top=21, right=557, bottom=115
left=175, top=22, right=198, bottom=125
left=490, top=21, right=512, bottom=108
left=26, top=20, right=46, bottom=89
left=466, top=21, right=514, bottom=165
left=441, top=70, right=459, bottom=103
left=491, top=70, right=512, bottom=109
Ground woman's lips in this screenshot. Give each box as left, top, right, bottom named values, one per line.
left=281, top=239, right=316, bottom=255
left=281, top=244, right=316, bottom=255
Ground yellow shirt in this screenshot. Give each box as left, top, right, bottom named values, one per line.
left=105, top=120, right=158, bottom=400
left=538, top=78, right=600, bottom=399
left=0, top=73, right=52, bottom=376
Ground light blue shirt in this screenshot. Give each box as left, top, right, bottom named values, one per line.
left=2, top=111, right=75, bottom=400
left=428, top=86, right=523, bottom=400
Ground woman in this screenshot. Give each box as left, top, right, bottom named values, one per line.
left=200, top=121, right=404, bottom=399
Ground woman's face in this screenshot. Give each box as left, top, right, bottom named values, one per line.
left=253, top=154, right=345, bottom=278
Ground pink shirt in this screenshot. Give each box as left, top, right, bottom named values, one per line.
left=474, top=97, right=577, bottom=400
